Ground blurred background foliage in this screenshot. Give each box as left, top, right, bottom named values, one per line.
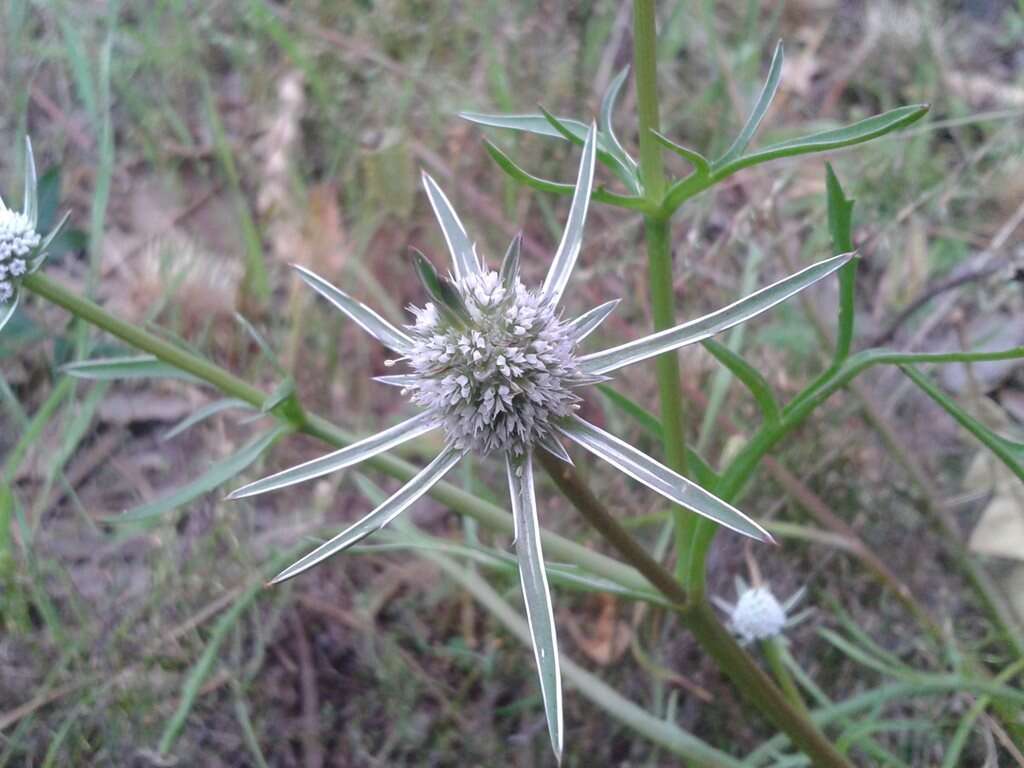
left=0, top=0, right=1023, bottom=765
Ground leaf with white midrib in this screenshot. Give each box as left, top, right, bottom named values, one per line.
left=293, top=264, right=413, bottom=353
left=567, top=299, right=619, bottom=342
left=557, top=416, right=771, bottom=542
left=228, top=411, right=438, bottom=500
left=270, top=447, right=463, bottom=584
left=542, top=123, right=598, bottom=306
left=506, top=452, right=563, bottom=761
left=580, top=252, right=854, bottom=375
left=421, top=173, right=480, bottom=280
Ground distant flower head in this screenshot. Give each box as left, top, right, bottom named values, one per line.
left=0, top=138, right=71, bottom=332
left=228, top=124, right=852, bottom=761
left=714, top=577, right=811, bottom=644
left=0, top=207, right=40, bottom=301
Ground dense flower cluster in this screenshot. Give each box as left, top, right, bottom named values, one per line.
left=0, top=207, right=40, bottom=304
left=0, top=138, right=69, bottom=332
left=402, top=270, right=596, bottom=456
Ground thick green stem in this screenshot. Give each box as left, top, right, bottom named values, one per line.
left=536, top=451, right=852, bottom=768
left=633, top=0, right=666, bottom=201
left=633, top=0, right=697, bottom=588
left=20, top=272, right=648, bottom=594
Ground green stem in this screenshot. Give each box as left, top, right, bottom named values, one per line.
left=683, top=601, right=851, bottom=768
left=633, top=0, right=665, bottom=201
left=536, top=451, right=852, bottom=768
left=633, top=0, right=696, bottom=588
left=20, top=272, right=648, bottom=595
left=763, top=637, right=808, bottom=716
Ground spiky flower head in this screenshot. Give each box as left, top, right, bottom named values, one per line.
left=400, top=255, right=600, bottom=458
left=0, top=137, right=70, bottom=332
left=714, top=577, right=811, bottom=645
left=227, top=124, right=853, bottom=762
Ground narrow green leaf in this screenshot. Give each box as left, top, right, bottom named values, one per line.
left=61, top=354, right=202, bottom=382
left=901, top=365, right=1024, bottom=483
left=461, top=111, right=592, bottom=143
left=599, top=66, right=636, bottom=174
left=483, top=139, right=575, bottom=195
left=597, top=383, right=663, bottom=440
left=235, top=313, right=285, bottom=375
left=109, top=426, right=289, bottom=524
left=701, top=338, right=781, bottom=423
left=260, top=377, right=296, bottom=414
left=481, top=139, right=652, bottom=212
left=411, top=249, right=471, bottom=327
left=538, top=106, right=634, bottom=188
left=651, top=130, right=711, bottom=177
left=161, top=398, right=253, bottom=441
left=716, top=40, right=784, bottom=167
left=725, top=105, right=929, bottom=171
left=826, top=163, right=857, bottom=363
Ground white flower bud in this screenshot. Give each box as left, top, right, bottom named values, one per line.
left=715, top=579, right=809, bottom=645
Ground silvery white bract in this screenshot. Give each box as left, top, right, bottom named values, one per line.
left=0, top=138, right=71, bottom=333
left=229, top=124, right=852, bottom=761
left=713, top=577, right=812, bottom=645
